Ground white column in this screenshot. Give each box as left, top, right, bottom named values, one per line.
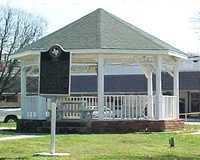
left=97, top=55, right=104, bottom=120
left=155, top=56, right=163, bottom=120
left=173, top=64, right=179, bottom=119
left=147, top=72, right=154, bottom=119
left=21, top=65, right=27, bottom=119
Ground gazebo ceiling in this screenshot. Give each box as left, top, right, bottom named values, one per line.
left=16, top=8, right=186, bottom=59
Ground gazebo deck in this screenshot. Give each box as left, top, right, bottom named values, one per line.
left=16, top=95, right=183, bottom=133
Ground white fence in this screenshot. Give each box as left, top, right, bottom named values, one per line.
left=22, top=95, right=178, bottom=120
left=22, top=96, right=47, bottom=120
left=57, top=96, right=97, bottom=120
left=162, top=96, right=177, bottom=120
left=104, top=95, right=148, bottom=119
left=57, top=95, right=149, bottom=120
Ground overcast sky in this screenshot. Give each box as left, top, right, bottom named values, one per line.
left=1, top=0, right=200, bottom=54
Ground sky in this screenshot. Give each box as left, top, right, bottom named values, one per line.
left=0, top=0, right=200, bottom=54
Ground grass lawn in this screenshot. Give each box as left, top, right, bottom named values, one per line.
left=0, top=133, right=200, bottom=160
left=0, top=122, right=16, bottom=128
left=0, top=125, right=200, bottom=160
left=0, top=122, right=17, bottom=138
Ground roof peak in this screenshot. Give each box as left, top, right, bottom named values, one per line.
left=95, top=8, right=105, bottom=11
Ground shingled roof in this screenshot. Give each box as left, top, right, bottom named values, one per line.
left=19, top=8, right=185, bottom=55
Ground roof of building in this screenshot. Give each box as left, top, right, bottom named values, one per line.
left=18, top=8, right=185, bottom=56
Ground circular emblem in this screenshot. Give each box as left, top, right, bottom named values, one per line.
left=49, top=46, right=61, bottom=58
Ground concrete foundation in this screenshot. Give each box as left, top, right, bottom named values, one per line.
left=17, top=119, right=184, bottom=133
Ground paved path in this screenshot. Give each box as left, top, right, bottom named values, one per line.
left=184, top=122, right=200, bottom=135
left=0, top=135, right=42, bottom=141
left=0, top=127, right=16, bottom=130
left=0, top=127, right=42, bottom=141
left=191, top=131, right=200, bottom=135
left=184, top=122, right=200, bottom=125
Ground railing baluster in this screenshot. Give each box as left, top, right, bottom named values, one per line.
left=120, top=96, right=123, bottom=119
left=124, top=96, right=126, bottom=119
left=166, top=97, right=168, bottom=119
left=91, top=97, right=94, bottom=107
left=140, top=96, right=142, bottom=119
left=168, top=97, right=170, bottom=119
left=140, top=96, right=141, bottom=118
left=116, top=96, right=119, bottom=118
left=104, top=96, right=106, bottom=119
left=135, top=96, right=138, bottom=119
left=173, top=95, right=177, bottom=118
left=109, top=96, right=112, bottom=119
left=130, top=95, right=132, bottom=119
left=113, top=96, right=116, bottom=119
left=88, top=98, right=90, bottom=108
left=129, top=96, right=131, bottom=119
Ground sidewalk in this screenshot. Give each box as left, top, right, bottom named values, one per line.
left=0, top=135, right=41, bottom=141
left=0, top=127, right=16, bottom=131
left=185, top=122, right=200, bottom=125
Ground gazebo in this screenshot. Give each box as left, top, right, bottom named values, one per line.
left=13, top=8, right=187, bottom=133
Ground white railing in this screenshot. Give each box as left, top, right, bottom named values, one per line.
left=57, top=96, right=97, bottom=120
left=22, top=96, right=47, bottom=120
left=22, top=95, right=178, bottom=121
left=104, top=95, right=148, bottom=119
left=57, top=95, right=149, bottom=120
left=161, top=96, right=177, bottom=120
left=179, top=112, right=200, bottom=121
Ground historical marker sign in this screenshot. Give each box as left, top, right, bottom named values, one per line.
left=40, top=45, right=71, bottom=96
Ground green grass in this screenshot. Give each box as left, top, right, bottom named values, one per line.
left=0, top=122, right=17, bottom=138
left=181, top=124, right=200, bottom=133
left=0, top=130, right=16, bottom=138
left=0, top=122, right=16, bottom=128
left=0, top=124, right=199, bottom=159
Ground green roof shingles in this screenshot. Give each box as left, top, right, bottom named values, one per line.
left=19, top=8, right=184, bottom=55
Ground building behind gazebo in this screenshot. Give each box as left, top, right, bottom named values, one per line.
left=13, top=8, right=187, bottom=133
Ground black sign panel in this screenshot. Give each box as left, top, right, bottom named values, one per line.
left=40, top=45, right=70, bottom=95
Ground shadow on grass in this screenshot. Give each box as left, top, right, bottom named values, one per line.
left=0, top=154, right=200, bottom=160
left=89, top=154, right=200, bottom=160
left=0, top=130, right=16, bottom=136
left=0, top=157, right=27, bottom=160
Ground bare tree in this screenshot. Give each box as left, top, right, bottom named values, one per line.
left=0, top=6, right=47, bottom=95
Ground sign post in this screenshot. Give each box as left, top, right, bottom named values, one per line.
left=34, top=44, right=70, bottom=157
left=50, top=100, right=56, bottom=154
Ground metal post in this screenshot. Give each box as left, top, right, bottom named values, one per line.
left=34, top=97, right=69, bottom=157
left=50, top=100, right=56, bottom=154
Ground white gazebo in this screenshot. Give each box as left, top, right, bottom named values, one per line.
left=13, top=8, right=187, bottom=132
